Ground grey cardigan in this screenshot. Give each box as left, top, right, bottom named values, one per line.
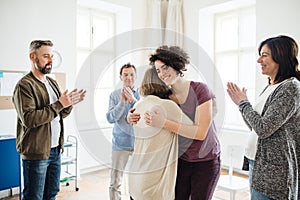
left=239, top=77, right=300, bottom=199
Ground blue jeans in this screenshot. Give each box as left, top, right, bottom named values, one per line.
left=248, top=159, right=254, bottom=192
left=22, top=146, right=61, bottom=200
left=251, top=188, right=274, bottom=200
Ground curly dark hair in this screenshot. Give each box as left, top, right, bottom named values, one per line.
left=149, top=45, right=190, bottom=77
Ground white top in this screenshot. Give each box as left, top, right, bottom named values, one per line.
left=245, top=83, right=280, bottom=160
left=45, top=79, right=61, bottom=148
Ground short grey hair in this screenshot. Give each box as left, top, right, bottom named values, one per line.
left=29, top=40, right=53, bottom=53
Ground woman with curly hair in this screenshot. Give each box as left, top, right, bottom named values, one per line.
left=127, top=46, right=221, bottom=200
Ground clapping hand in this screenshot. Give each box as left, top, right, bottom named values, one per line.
left=122, top=86, right=135, bottom=104
left=59, top=89, right=87, bottom=108
left=70, top=89, right=86, bottom=105
left=226, top=82, right=248, bottom=105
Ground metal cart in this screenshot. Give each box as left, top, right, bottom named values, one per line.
left=60, top=135, right=79, bottom=191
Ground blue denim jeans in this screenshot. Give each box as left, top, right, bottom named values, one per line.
left=22, top=146, right=61, bottom=200
left=251, top=188, right=274, bottom=200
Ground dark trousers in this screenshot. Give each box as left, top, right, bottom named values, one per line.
left=175, top=157, right=220, bottom=200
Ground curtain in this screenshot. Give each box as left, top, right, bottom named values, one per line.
left=146, top=0, right=162, bottom=28
left=146, top=0, right=184, bottom=47
left=165, top=0, right=184, bottom=46
left=145, top=0, right=164, bottom=46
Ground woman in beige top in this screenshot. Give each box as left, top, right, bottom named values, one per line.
left=128, top=67, right=192, bottom=200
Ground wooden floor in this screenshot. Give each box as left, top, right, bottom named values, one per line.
left=1, top=169, right=250, bottom=200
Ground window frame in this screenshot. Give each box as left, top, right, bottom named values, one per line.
left=213, top=6, right=256, bottom=130
left=76, top=6, right=117, bottom=128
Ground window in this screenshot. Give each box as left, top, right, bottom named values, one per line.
left=77, top=7, right=115, bottom=74
left=76, top=7, right=115, bottom=128
left=214, top=7, right=256, bottom=129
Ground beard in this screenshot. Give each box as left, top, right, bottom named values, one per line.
left=34, top=58, right=52, bottom=74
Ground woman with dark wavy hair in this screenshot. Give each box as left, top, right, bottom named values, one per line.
left=128, top=46, right=221, bottom=200
left=227, top=35, right=300, bottom=199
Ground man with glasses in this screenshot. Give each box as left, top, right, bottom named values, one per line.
left=12, top=40, right=86, bottom=200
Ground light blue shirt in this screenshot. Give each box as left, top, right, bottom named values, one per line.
left=106, top=88, right=139, bottom=150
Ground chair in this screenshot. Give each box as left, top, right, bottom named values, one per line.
left=216, top=145, right=249, bottom=200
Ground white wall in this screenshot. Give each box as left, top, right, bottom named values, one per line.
left=0, top=0, right=77, bottom=72
left=0, top=0, right=77, bottom=134
left=255, top=0, right=300, bottom=95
